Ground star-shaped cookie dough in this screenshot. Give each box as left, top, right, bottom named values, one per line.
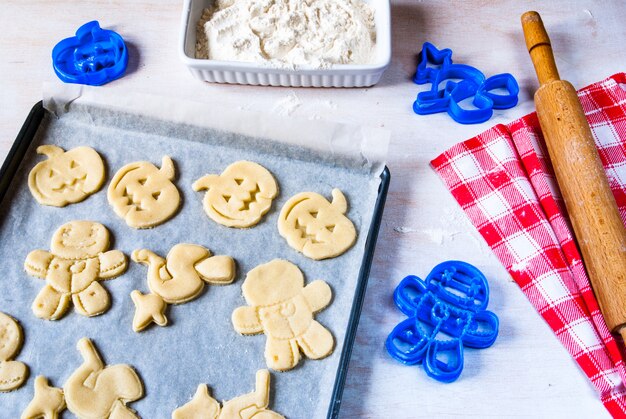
left=21, top=376, right=65, bottom=419
left=130, top=290, right=168, bottom=332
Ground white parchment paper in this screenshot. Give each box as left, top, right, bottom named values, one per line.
left=0, top=85, right=388, bottom=418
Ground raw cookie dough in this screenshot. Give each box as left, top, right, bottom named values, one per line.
left=28, top=145, right=105, bottom=207
left=278, top=188, right=357, bottom=260
left=64, top=338, right=143, bottom=418
left=21, top=376, right=65, bottom=419
left=172, top=370, right=284, bottom=419
left=0, top=312, right=28, bottom=392
left=131, top=244, right=236, bottom=332
left=232, top=259, right=334, bottom=371
left=108, top=156, right=180, bottom=229
left=193, top=161, right=278, bottom=228
left=24, top=221, right=128, bottom=320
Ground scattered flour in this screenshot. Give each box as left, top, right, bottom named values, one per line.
left=196, top=0, right=376, bottom=68
left=272, top=92, right=302, bottom=116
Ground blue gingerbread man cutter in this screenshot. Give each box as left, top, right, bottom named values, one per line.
left=385, top=261, right=499, bottom=383
left=412, top=42, right=519, bottom=124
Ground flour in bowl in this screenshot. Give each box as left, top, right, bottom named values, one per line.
left=195, top=0, right=376, bottom=68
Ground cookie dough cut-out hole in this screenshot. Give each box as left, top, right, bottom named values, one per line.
left=234, top=178, right=244, bottom=185
left=295, top=220, right=320, bottom=244
left=326, top=225, right=335, bottom=232
left=138, top=178, right=147, bottom=185
left=241, top=185, right=261, bottom=211
left=152, top=191, right=161, bottom=199
left=309, top=211, right=318, bottom=218
left=70, top=160, right=79, bottom=168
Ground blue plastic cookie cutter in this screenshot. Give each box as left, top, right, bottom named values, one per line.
left=385, top=261, right=499, bottom=383
left=413, top=42, right=519, bottom=124
left=52, top=21, right=128, bottom=86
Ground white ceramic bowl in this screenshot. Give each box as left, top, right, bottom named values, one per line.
left=179, top=0, right=391, bottom=87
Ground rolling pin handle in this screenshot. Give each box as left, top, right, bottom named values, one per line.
left=521, top=11, right=561, bottom=85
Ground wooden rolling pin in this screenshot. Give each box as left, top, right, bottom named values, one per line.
left=521, top=11, right=626, bottom=344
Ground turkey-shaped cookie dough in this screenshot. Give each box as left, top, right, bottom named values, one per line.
left=131, top=244, right=236, bottom=332
left=24, top=221, right=128, bottom=320
left=108, top=156, right=180, bottom=229
left=278, top=188, right=357, bottom=260
left=64, top=338, right=143, bottom=418
left=232, top=259, right=334, bottom=371
left=28, top=145, right=105, bottom=207
left=172, top=370, right=284, bottom=419
left=192, top=161, right=278, bottom=228
left=0, top=312, right=28, bottom=392
left=21, top=376, right=65, bottom=419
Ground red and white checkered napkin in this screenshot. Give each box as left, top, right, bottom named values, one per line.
left=431, top=73, right=626, bottom=416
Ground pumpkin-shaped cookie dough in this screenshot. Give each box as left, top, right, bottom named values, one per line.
left=278, top=188, right=357, bottom=260
left=108, top=156, right=180, bottom=229
left=0, top=312, right=28, bottom=392
left=28, top=145, right=105, bottom=207
left=192, top=161, right=278, bottom=228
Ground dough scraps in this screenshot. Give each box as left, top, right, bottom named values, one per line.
left=64, top=338, right=144, bottom=418
left=0, top=312, right=28, bottom=392
left=24, top=221, right=128, bottom=320
left=232, top=259, right=334, bottom=371
left=131, top=244, right=236, bottom=332
left=278, top=188, right=357, bottom=260
left=28, top=145, right=105, bottom=207
left=21, top=376, right=65, bottom=419
left=108, top=156, right=180, bottom=229
left=193, top=161, right=278, bottom=228
left=172, top=370, right=284, bottom=419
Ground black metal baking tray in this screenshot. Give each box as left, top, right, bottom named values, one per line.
left=0, top=101, right=390, bottom=418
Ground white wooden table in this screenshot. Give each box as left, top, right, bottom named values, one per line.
left=2, top=1, right=625, bottom=417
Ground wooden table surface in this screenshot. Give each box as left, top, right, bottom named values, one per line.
left=2, top=1, right=625, bottom=417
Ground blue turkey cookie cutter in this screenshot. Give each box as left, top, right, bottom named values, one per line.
left=52, top=21, right=128, bottom=86
left=385, top=261, right=499, bottom=383
left=413, top=42, right=518, bottom=124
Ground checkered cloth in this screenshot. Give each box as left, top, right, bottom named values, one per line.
left=431, top=73, right=626, bottom=416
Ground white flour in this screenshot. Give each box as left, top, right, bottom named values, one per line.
left=196, top=0, right=376, bottom=68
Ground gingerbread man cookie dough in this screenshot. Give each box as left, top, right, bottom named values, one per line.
left=278, top=188, right=357, bottom=260
left=28, top=145, right=105, bottom=207
left=193, top=161, right=278, bottom=228
left=108, top=156, right=180, bottom=229
left=0, top=312, right=28, bottom=392
left=172, top=370, right=284, bottom=419
left=24, top=221, right=128, bottom=320
left=232, top=259, right=334, bottom=371
left=131, top=244, right=236, bottom=332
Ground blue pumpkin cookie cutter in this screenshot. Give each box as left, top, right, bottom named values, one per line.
left=413, top=42, right=519, bottom=124
left=385, top=261, right=499, bottom=383
left=52, top=21, right=128, bottom=86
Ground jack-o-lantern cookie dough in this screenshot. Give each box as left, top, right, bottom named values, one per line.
left=278, top=188, right=357, bottom=260
left=232, top=259, right=334, bottom=371
left=108, top=156, right=180, bottom=229
left=172, top=370, right=284, bottom=419
left=193, top=161, right=278, bottom=228
left=24, top=221, right=128, bottom=320
left=0, top=312, right=28, bottom=392
left=131, top=244, right=236, bottom=332
left=28, top=145, right=105, bottom=207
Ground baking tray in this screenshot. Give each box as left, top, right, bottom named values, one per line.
left=0, top=101, right=389, bottom=418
